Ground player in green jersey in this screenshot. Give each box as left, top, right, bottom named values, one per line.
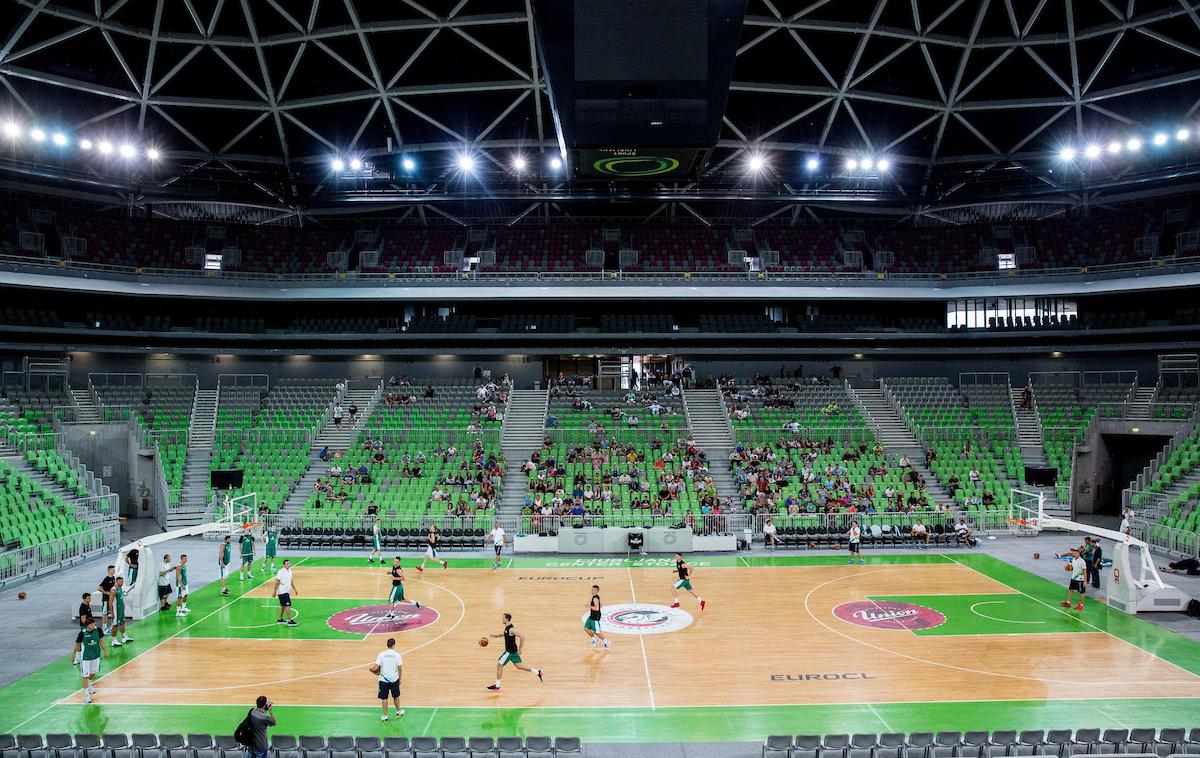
left=262, top=524, right=279, bottom=573
left=175, top=554, right=190, bottom=617
left=239, top=527, right=255, bottom=580
left=107, top=576, right=131, bottom=646
left=218, top=535, right=232, bottom=596
left=71, top=617, right=106, bottom=704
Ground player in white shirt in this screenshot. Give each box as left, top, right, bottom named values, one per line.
left=272, top=559, right=299, bottom=626
left=490, top=523, right=507, bottom=570
left=371, top=637, right=404, bottom=721
left=1120, top=509, right=1132, bottom=538
left=368, top=518, right=383, bottom=564
left=846, top=521, right=863, bottom=565
left=1062, top=549, right=1087, bottom=611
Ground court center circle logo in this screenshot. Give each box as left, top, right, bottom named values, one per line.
left=585, top=603, right=694, bottom=635
left=832, top=600, right=946, bottom=631
left=327, top=603, right=439, bottom=634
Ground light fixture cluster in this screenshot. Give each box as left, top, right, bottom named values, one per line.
left=1057, top=126, right=1194, bottom=164
left=330, top=151, right=566, bottom=175
left=1, top=117, right=161, bottom=161
left=745, top=151, right=891, bottom=175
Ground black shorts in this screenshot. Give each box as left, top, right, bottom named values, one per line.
left=1069, top=580, right=1085, bottom=593
left=494, top=544, right=503, bottom=556
left=849, top=541, right=860, bottom=553
left=377, top=680, right=400, bottom=700
left=157, top=584, right=171, bottom=599
left=278, top=593, right=292, bottom=607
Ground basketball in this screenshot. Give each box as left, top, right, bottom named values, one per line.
left=368, top=663, right=381, bottom=675
left=1033, top=552, right=1040, bottom=559
left=16, top=592, right=25, bottom=600
left=479, top=637, right=489, bottom=647
left=834, top=543, right=841, bottom=550
left=1064, top=561, right=1072, bottom=571
left=808, top=541, right=816, bottom=549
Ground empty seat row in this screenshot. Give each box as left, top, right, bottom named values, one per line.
left=763, top=728, right=1198, bottom=758
left=0, top=734, right=582, bottom=758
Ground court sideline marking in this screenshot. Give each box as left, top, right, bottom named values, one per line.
left=7, top=557, right=309, bottom=732
left=626, top=567, right=656, bottom=709
left=942, top=554, right=1200, bottom=679
left=801, top=566, right=1197, bottom=686
left=91, top=577, right=468, bottom=694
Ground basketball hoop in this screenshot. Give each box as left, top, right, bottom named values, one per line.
left=241, top=521, right=263, bottom=530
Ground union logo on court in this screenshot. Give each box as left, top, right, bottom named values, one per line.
left=589, top=603, right=694, bottom=636
left=327, top=603, right=439, bottom=634
left=832, top=600, right=945, bottom=631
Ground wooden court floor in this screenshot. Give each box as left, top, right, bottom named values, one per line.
left=61, top=557, right=1200, bottom=710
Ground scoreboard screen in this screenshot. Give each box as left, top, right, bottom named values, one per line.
left=576, top=148, right=706, bottom=181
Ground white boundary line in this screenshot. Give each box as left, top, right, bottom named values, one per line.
left=626, top=567, right=656, bottom=710
left=802, top=566, right=1197, bottom=686
left=942, top=554, right=1200, bottom=680
left=90, top=578, right=468, bottom=695
left=968, top=600, right=1046, bottom=626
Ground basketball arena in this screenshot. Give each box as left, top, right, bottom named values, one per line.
left=0, top=2, right=1198, bottom=756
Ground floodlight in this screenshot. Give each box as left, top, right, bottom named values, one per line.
left=457, top=154, right=476, bottom=172
left=845, top=158, right=858, bottom=171
left=2, top=121, right=19, bottom=138
left=98, top=141, right=113, bottom=155
left=51, top=132, right=67, bottom=146
left=146, top=147, right=160, bottom=161
left=1126, top=137, right=1142, bottom=151
left=1058, top=147, right=1076, bottom=161
left=512, top=156, right=526, bottom=171
left=1107, top=140, right=1121, bottom=154
left=1083, top=144, right=1101, bottom=159
left=29, top=128, right=45, bottom=142
left=118, top=143, right=135, bottom=158
left=401, top=157, right=415, bottom=171
left=79, top=139, right=93, bottom=150
left=860, top=158, right=874, bottom=171
left=1153, top=132, right=1169, bottom=146
left=331, top=158, right=345, bottom=171
left=549, top=156, right=563, bottom=171
left=747, top=154, right=765, bottom=172
left=1178, top=128, right=1190, bottom=142
left=804, top=157, right=820, bottom=172
left=349, top=158, right=362, bottom=170
left=876, top=158, right=890, bottom=172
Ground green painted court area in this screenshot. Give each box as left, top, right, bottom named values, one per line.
left=0, top=552, right=1197, bottom=743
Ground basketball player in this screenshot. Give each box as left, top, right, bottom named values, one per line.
left=490, top=521, right=507, bottom=570
left=416, top=524, right=448, bottom=573
left=97, top=565, right=116, bottom=633
left=372, top=637, right=404, bottom=721
left=175, top=554, right=190, bottom=617
left=218, top=535, right=232, bottom=596
left=385, top=557, right=422, bottom=620
left=369, top=518, right=383, bottom=564
left=1062, top=548, right=1086, bottom=611
left=272, top=558, right=298, bottom=626
left=73, top=593, right=92, bottom=663
left=670, top=553, right=705, bottom=610
left=486, top=613, right=543, bottom=691
left=71, top=617, right=106, bottom=704
left=239, top=526, right=256, bottom=580
left=263, top=523, right=279, bottom=573
left=846, top=520, right=864, bottom=565
left=108, top=576, right=131, bottom=647
left=584, top=584, right=610, bottom=649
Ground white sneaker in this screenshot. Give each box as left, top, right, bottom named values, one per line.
left=380, top=715, right=388, bottom=722
left=86, top=686, right=96, bottom=694
left=111, top=641, right=123, bottom=648
left=395, top=709, right=404, bottom=717
left=83, top=693, right=92, bottom=704
left=176, top=611, right=185, bottom=618
left=590, top=638, right=599, bottom=648
left=604, top=639, right=611, bottom=649
left=122, top=636, right=132, bottom=643
left=182, top=607, right=192, bottom=614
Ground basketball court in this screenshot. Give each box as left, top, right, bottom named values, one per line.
left=1, top=552, right=1199, bottom=742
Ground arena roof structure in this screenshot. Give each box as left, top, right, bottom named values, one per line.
left=4, top=0, right=1200, bottom=223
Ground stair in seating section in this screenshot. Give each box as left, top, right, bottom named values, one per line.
left=682, top=388, right=737, bottom=503
left=314, top=389, right=378, bottom=450
left=854, top=387, right=920, bottom=449
left=499, top=390, right=547, bottom=513
left=1128, top=386, right=1157, bottom=420
left=176, top=388, right=218, bottom=527
left=69, top=389, right=100, bottom=423
left=1011, top=387, right=1043, bottom=447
